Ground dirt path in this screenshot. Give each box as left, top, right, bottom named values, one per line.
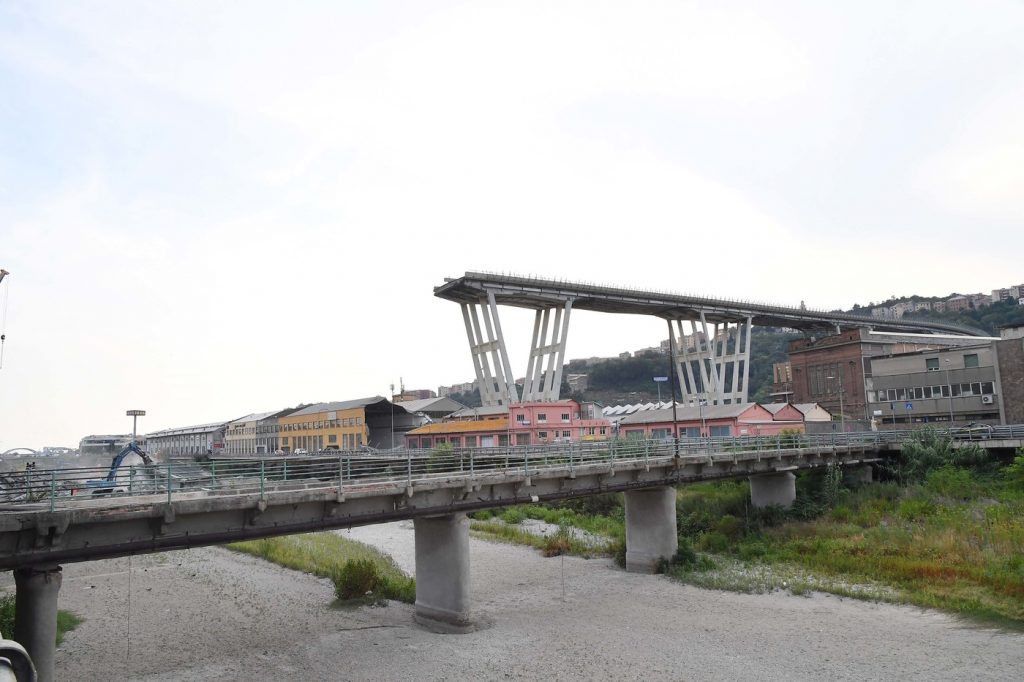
left=2, top=521, right=1020, bottom=680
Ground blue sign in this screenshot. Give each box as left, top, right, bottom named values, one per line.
left=653, top=376, right=669, bottom=382
left=905, top=402, right=913, bottom=411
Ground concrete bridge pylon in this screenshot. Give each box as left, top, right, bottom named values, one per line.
left=13, top=564, right=62, bottom=682
left=414, top=513, right=475, bottom=633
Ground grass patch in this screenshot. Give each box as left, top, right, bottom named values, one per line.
left=660, top=444, right=1024, bottom=628
left=228, top=533, right=415, bottom=604
left=469, top=519, right=614, bottom=558
left=0, top=593, right=82, bottom=646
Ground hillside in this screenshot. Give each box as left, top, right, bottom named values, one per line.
left=903, top=298, right=1024, bottom=335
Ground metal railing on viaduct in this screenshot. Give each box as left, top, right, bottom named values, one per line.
left=2, top=426, right=1022, bottom=681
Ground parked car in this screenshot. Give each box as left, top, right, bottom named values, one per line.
left=951, top=422, right=993, bottom=440
left=294, top=448, right=308, bottom=455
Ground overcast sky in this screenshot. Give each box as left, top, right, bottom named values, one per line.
left=1, top=1, right=1022, bottom=448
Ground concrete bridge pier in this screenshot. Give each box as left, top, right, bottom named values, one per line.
left=414, top=513, right=474, bottom=633
left=748, top=472, right=796, bottom=508
left=624, top=487, right=678, bottom=573
left=844, top=464, right=873, bottom=486
left=13, top=564, right=62, bottom=682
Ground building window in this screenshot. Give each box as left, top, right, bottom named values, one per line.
left=537, top=413, right=547, bottom=423
left=561, top=412, right=570, bottom=422
left=981, top=381, right=994, bottom=395
left=964, top=353, right=979, bottom=368
left=562, top=430, right=571, bottom=439
left=465, top=435, right=477, bottom=447
left=926, top=358, right=939, bottom=371
left=328, top=434, right=337, bottom=443
left=449, top=437, right=461, bottom=447
left=538, top=431, right=548, bottom=440
left=516, top=413, right=526, bottom=423
left=710, top=425, right=730, bottom=437
left=282, top=437, right=289, bottom=445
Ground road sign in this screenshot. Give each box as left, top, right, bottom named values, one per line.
left=653, top=376, right=668, bottom=382
left=905, top=402, right=913, bottom=411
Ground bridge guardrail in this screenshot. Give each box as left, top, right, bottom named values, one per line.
left=1, top=427, right=1021, bottom=512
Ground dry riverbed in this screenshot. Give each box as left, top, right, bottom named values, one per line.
left=3, top=521, right=1021, bottom=681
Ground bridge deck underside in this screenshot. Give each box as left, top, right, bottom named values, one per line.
left=434, top=273, right=984, bottom=335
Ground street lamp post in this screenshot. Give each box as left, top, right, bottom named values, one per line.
left=696, top=393, right=707, bottom=437
left=126, top=409, right=146, bottom=446
left=389, top=383, right=395, bottom=449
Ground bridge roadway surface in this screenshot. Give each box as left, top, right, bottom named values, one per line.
left=2, top=428, right=1023, bottom=569
left=2, top=428, right=1022, bottom=681
left=435, top=271, right=988, bottom=335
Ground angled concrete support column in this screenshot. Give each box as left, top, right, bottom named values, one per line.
left=13, top=564, right=62, bottom=682
left=625, top=487, right=678, bottom=573
left=414, top=513, right=473, bottom=633
left=748, top=472, right=796, bottom=508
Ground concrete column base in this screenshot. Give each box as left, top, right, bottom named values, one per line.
left=414, top=513, right=475, bottom=633
left=13, top=564, right=62, bottom=682
left=749, top=472, right=796, bottom=508
left=843, top=464, right=873, bottom=486
left=625, top=486, right=678, bottom=573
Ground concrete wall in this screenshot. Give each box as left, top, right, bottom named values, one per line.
left=995, top=337, right=1024, bottom=424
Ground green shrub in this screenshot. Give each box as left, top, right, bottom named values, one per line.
left=737, top=540, right=767, bottom=561
left=883, top=429, right=988, bottom=485
left=925, top=466, right=980, bottom=499
left=541, top=525, right=574, bottom=557
left=334, top=559, right=381, bottom=599
left=1004, top=451, right=1024, bottom=489
left=897, top=497, right=936, bottom=521
left=697, top=531, right=730, bottom=553
left=0, top=594, right=12, bottom=639
left=713, top=515, right=743, bottom=539
left=830, top=505, right=852, bottom=522
left=501, top=508, right=527, bottom=524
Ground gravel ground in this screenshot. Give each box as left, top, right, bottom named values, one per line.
left=3, top=521, right=1021, bottom=681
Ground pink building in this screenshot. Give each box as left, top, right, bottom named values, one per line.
left=507, top=400, right=611, bottom=445
left=405, top=399, right=612, bottom=449
left=617, top=403, right=804, bottom=439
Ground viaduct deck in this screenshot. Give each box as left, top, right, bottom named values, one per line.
left=3, top=429, right=1020, bottom=570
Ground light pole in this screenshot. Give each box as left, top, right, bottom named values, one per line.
left=126, top=409, right=146, bottom=446
left=944, top=358, right=955, bottom=427
left=697, top=392, right=708, bottom=437
left=826, top=375, right=845, bottom=432
left=389, top=383, right=395, bottom=449
left=653, top=376, right=668, bottom=403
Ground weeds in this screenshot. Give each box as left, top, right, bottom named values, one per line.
left=228, top=533, right=415, bottom=604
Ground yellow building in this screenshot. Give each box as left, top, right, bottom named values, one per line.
left=276, top=397, right=421, bottom=452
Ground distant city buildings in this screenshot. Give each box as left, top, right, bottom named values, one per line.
left=863, top=281, right=1021, bottom=320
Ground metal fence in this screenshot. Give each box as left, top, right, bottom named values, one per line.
left=2, top=426, right=1022, bottom=511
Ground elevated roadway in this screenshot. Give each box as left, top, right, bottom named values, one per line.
left=4, top=427, right=1022, bottom=679
left=433, top=272, right=988, bottom=409
left=435, top=272, right=987, bottom=336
